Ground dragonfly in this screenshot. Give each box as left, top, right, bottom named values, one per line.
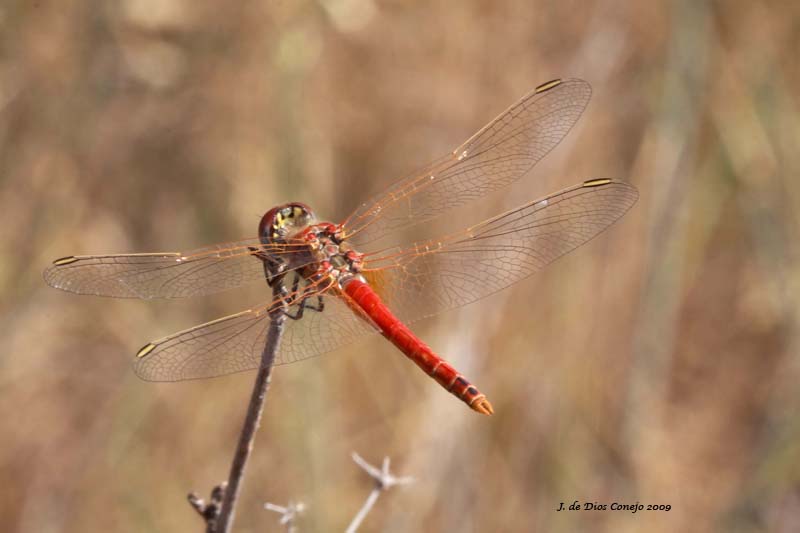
left=44, top=79, right=638, bottom=415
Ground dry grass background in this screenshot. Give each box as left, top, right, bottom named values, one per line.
left=2, top=1, right=799, bottom=532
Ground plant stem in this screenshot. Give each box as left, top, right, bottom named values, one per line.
left=345, top=487, right=381, bottom=533
left=213, top=299, right=287, bottom=533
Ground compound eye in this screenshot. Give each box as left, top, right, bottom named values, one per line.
left=293, top=208, right=314, bottom=228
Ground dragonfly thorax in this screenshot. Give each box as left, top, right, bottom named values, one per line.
left=298, top=223, right=365, bottom=288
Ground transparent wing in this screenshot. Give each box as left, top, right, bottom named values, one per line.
left=132, top=279, right=379, bottom=381
left=361, top=179, right=639, bottom=324
left=341, top=79, right=592, bottom=248
left=129, top=180, right=637, bottom=381
left=45, top=80, right=589, bottom=299
left=43, top=239, right=313, bottom=299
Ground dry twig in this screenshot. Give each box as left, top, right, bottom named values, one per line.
left=264, top=500, right=306, bottom=533
left=189, top=284, right=287, bottom=533
left=345, top=452, right=414, bottom=533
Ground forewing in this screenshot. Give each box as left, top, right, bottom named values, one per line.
left=342, top=79, right=592, bottom=248
left=133, top=280, right=378, bottom=380
left=43, top=240, right=310, bottom=299
left=361, top=179, right=639, bottom=324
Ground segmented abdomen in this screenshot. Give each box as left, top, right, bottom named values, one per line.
left=342, top=277, right=493, bottom=414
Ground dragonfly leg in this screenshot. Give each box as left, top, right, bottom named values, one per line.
left=305, top=295, right=324, bottom=313
left=248, top=246, right=286, bottom=287
left=282, top=273, right=325, bottom=320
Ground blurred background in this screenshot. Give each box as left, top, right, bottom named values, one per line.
left=2, top=0, right=799, bottom=532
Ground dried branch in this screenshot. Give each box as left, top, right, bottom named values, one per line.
left=190, top=285, right=287, bottom=533
left=264, top=500, right=306, bottom=533
left=345, top=452, right=414, bottom=533
left=188, top=483, right=226, bottom=533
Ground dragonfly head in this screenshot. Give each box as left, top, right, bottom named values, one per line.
left=259, top=203, right=318, bottom=243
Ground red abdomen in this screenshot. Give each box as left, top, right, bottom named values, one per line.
left=342, top=277, right=493, bottom=415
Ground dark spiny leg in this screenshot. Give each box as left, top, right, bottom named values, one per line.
left=283, top=276, right=325, bottom=320
left=282, top=274, right=311, bottom=320
left=250, top=244, right=326, bottom=320
left=306, top=295, right=324, bottom=312
left=248, top=246, right=285, bottom=287
left=282, top=274, right=303, bottom=320
left=250, top=247, right=316, bottom=321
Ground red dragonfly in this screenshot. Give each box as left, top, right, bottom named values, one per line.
left=45, top=79, right=638, bottom=415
